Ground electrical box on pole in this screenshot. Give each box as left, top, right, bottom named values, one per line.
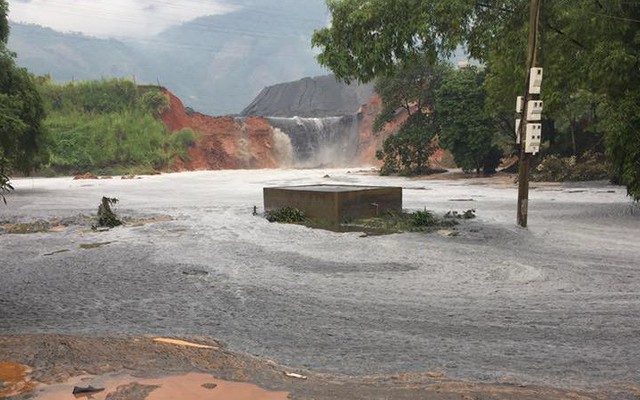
left=526, top=100, right=543, bottom=121
left=529, top=67, right=543, bottom=94
left=525, top=123, right=541, bottom=154
left=517, top=0, right=542, bottom=228
left=516, top=96, right=524, bottom=113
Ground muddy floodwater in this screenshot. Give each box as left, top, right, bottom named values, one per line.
left=1, top=169, right=639, bottom=391
left=33, top=372, right=289, bottom=400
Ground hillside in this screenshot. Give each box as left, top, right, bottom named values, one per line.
left=7, top=0, right=328, bottom=115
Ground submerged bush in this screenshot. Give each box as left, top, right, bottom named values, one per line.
left=364, top=209, right=459, bottom=233
left=265, top=207, right=308, bottom=223
left=410, top=209, right=438, bottom=227
left=96, top=197, right=122, bottom=228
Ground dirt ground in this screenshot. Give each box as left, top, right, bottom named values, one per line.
left=1, top=334, right=638, bottom=400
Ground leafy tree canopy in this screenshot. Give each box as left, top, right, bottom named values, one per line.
left=435, top=67, right=502, bottom=174
left=313, top=0, right=640, bottom=199
left=1, top=0, right=49, bottom=201
left=376, top=112, right=439, bottom=176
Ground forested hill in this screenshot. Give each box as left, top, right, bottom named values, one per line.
left=7, top=0, right=328, bottom=115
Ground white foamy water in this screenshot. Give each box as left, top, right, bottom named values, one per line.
left=1, top=169, right=639, bottom=390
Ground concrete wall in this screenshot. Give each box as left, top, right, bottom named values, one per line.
left=263, top=185, right=402, bottom=223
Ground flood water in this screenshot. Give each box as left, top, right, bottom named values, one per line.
left=1, top=169, right=639, bottom=390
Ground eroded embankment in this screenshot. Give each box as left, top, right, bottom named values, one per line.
left=2, top=335, right=634, bottom=400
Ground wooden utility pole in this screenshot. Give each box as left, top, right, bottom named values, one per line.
left=517, top=0, right=542, bottom=227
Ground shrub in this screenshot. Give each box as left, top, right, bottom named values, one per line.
left=534, top=151, right=609, bottom=182
left=139, top=90, right=169, bottom=116
left=167, top=128, right=197, bottom=161
left=0, top=167, right=13, bottom=204
left=96, top=197, right=122, bottom=228
left=265, top=207, right=308, bottom=223
left=410, top=209, right=438, bottom=227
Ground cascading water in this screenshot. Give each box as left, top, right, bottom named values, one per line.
left=266, top=115, right=360, bottom=167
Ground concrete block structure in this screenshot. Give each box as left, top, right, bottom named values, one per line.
left=263, top=185, right=402, bottom=223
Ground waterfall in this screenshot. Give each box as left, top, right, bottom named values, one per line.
left=272, top=128, right=295, bottom=167
left=266, top=115, right=360, bottom=167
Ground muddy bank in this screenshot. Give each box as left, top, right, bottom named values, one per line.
left=2, top=335, right=636, bottom=400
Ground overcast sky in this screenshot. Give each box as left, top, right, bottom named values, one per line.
left=7, top=0, right=238, bottom=38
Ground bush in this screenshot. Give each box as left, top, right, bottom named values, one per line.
left=534, top=151, right=609, bottom=182
left=410, top=209, right=437, bottom=227
left=96, top=197, right=122, bottom=228
left=167, top=128, right=197, bottom=161
left=265, top=207, right=308, bottom=223
left=0, top=166, right=13, bottom=204
left=139, top=90, right=169, bottom=116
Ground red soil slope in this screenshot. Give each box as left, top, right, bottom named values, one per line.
left=160, top=90, right=280, bottom=171
left=160, top=89, right=451, bottom=170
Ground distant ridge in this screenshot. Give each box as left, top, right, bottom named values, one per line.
left=7, top=0, right=329, bottom=115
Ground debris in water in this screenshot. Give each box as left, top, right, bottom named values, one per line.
left=43, top=249, right=71, bottom=257
left=72, top=385, right=104, bottom=395
left=284, top=372, right=307, bottom=380
left=152, top=338, right=218, bottom=349
left=201, top=383, right=218, bottom=389
left=182, top=269, right=209, bottom=276
left=79, top=242, right=113, bottom=250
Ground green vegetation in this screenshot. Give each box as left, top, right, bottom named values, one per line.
left=95, top=197, right=122, bottom=228
left=533, top=151, right=610, bottom=182
left=373, top=57, right=442, bottom=176
left=264, top=206, right=470, bottom=235
left=265, top=207, right=309, bottom=224
left=1, top=0, right=49, bottom=201
left=436, top=67, right=503, bottom=175
left=359, top=209, right=458, bottom=234
left=0, top=171, right=11, bottom=204
left=376, top=113, right=439, bottom=176
left=313, top=0, right=640, bottom=200
left=35, top=77, right=194, bottom=175
left=373, top=61, right=503, bottom=176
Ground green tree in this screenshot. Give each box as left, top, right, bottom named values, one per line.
left=313, top=0, right=640, bottom=199
left=1, top=0, right=48, bottom=201
left=373, top=56, right=444, bottom=175
left=435, top=67, right=502, bottom=174
left=311, top=0, right=470, bottom=83
left=376, top=113, right=438, bottom=175
left=373, top=55, right=445, bottom=131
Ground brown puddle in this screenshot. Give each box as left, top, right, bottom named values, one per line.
left=0, top=361, right=35, bottom=397
left=33, top=372, right=289, bottom=400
